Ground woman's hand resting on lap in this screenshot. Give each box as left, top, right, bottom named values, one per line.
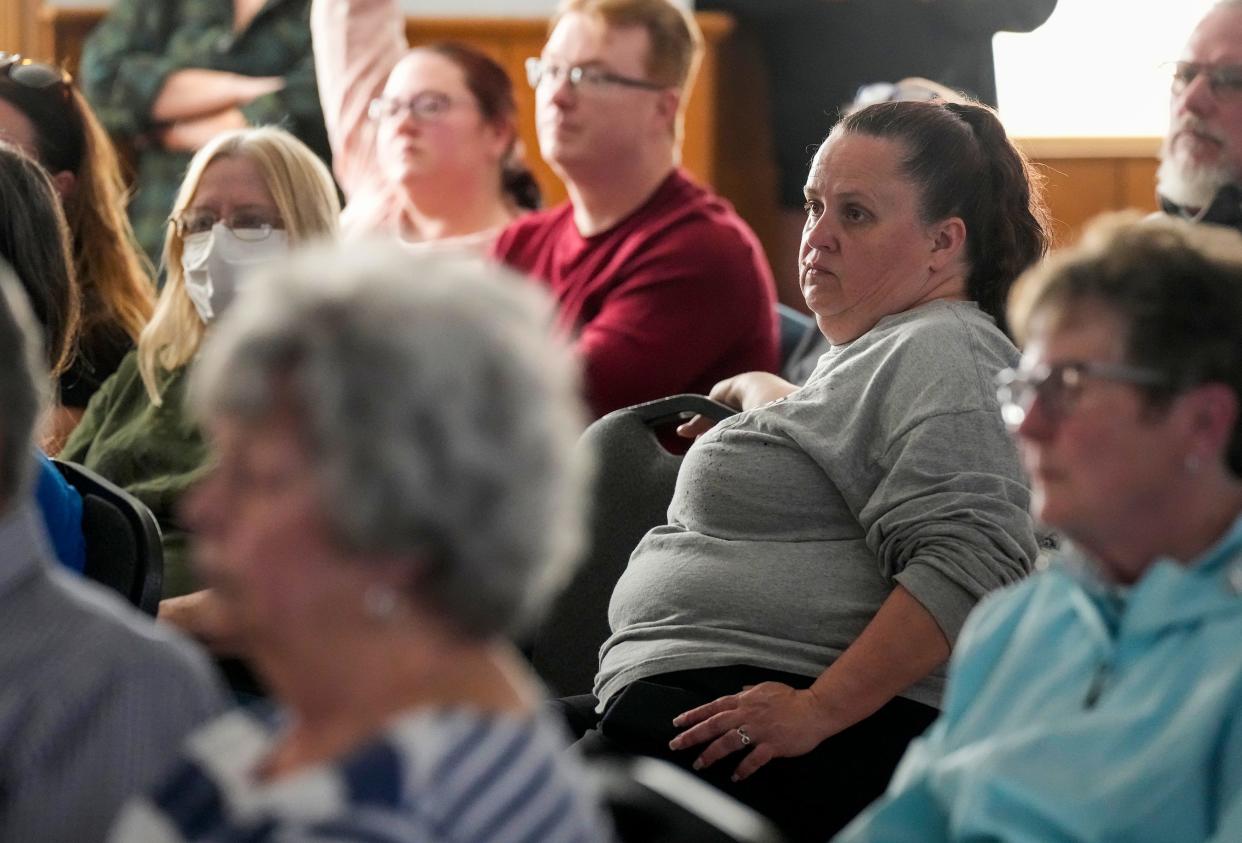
left=669, top=682, right=836, bottom=782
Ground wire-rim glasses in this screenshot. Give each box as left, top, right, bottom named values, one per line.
left=525, top=57, right=665, bottom=93
left=1169, top=61, right=1242, bottom=102
left=367, top=90, right=470, bottom=123
left=170, top=210, right=286, bottom=242
left=995, top=360, right=1169, bottom=429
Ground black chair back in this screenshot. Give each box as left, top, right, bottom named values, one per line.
left=529, top=395, right=735, bottom=697
left=53, top=459, right=163, bottom=616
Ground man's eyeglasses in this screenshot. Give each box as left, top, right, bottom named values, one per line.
left=525, top=57, right=665, bottom=93
left=170, top=210, right=285, bottom=242
left=995, top=361, right=1168, bottom=430
left=1170, top=61, right=1242, bottom=101
left=0, top=52, right=72, bottom=92
left=367, top=90, right=468, bottom=123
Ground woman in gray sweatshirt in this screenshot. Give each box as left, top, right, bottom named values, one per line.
left=584, top=99, right=1049, bottom=843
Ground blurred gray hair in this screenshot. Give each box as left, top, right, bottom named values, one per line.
left=0, top=260, right=50, bottom=512
left=190, top=242, right=590, bottom=639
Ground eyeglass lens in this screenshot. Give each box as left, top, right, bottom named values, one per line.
left=1173, top=62, right=1242, bottom=97
left=178, top=211, right=283, bottom=240
left=0, top=53, right=68, bottom=89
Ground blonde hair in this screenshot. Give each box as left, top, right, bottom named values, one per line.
left=551, top=0, right=703, bottom=97
left=62, top=88, right=155, bottom=348
left=138, top=127, right=340, bottom=403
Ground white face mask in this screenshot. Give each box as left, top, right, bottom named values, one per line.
left=181, top=223, right=290, bottom=323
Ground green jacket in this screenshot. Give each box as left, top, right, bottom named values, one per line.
left=80, top=0, right=331, bottom=265
left=60, top=351, right=209, bottom=598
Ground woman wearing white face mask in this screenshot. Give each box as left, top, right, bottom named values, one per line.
left=181, top=215, right=292, bottom=323
left=61, top=127, right=339, bottom=635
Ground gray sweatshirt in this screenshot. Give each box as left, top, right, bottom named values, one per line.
left=595, top=301, right=1037, bottom=709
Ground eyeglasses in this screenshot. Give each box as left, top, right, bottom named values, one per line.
left=525, top=57, right=665, bottom=93
left=851, top=80, right=945, bottom=110
left=0, top=52, right=72, bottom=92
left=995, top=360, right=1168, bottom=430
left=367, top=90, right=470, bottom=123
left=1170, top=61, right=1242, bottom=102
left=170, top=209, right=285, bottom=241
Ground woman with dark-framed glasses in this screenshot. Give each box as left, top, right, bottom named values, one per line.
left=838, top=212, right=1242, bottom=842
left=311, top=0, right=538, bottom=250
left=61, top=127, right=339, bottom=625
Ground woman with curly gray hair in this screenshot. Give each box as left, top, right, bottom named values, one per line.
left=109, top=243, right=611, bottom=842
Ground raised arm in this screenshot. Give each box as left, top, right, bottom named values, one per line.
left=311, top=0, right=408, bottom=198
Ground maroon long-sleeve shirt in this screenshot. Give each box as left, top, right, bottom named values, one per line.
left=493, top=169, right=778, bottom=418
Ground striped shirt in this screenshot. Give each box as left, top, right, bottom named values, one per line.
left=111, top=706, right=615, bottom=842
left=0, top=502, right=227, bottom=843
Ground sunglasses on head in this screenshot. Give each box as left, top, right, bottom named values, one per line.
left=0, top=52, right=72, bottom=92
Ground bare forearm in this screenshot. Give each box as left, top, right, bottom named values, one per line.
left=41, top=405, right=85, bottom=456
left=160, top=588, right=244, bottom=655
left=677, top=371, right=799, bottom=439
left=157, top=108, right=249, bottom=152
left=808, top=585, right=950, bottom=736
left=670, top=584, right=951, bottom=781
left=151, top=69, right=283, bottom=123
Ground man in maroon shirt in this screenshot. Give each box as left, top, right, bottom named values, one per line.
left=493, top=0, right=778, bottom=418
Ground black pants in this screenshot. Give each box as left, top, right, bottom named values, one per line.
left=557, top=665, right=937, bottom=843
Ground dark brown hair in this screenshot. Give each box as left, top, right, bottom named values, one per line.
left=420, top=42, right=540, bottom=211
left=0, top=74, right=154, bottom=347
left=835, top=100, right=1050, bottom=335
left=0, top=141, right=80, bottom=376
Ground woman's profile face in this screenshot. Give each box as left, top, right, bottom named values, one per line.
left=1014, top=308, right=1189, bottom=582
left=184, top=413, right=363, bottom=651
left=799, top=132, right=963, bottom=343
left=376, top=50, right=509, bottom=195
left=0, top=97, right=39, bottom=161
left=180, top=154, right=283, bottom=249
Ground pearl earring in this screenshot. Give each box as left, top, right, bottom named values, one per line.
left=362, top=584, right=400, bottom=622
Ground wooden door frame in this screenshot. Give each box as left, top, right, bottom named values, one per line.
left=1, top=0, right=43, bottom=59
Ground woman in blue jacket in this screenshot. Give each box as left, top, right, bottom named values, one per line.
left=838, top=212, right=1242, bottom=842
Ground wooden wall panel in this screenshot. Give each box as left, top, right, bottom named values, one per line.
left=33, top=5, right=1163, bottom=276
left=401, top=14, right=737, bottom=209
left=38, top=7, right=741, bottom=215
left=1, top=0, right=42, bottom=62
left=1019, top=137, right=1160, bottom=248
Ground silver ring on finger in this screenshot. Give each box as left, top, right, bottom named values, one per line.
left=736, top=726, right=752, bottom=747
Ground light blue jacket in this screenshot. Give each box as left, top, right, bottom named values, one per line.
left=837, top=515, right=1242, bottom=843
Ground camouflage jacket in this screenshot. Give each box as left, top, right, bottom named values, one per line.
left=80, top=0, right=331, bottom=265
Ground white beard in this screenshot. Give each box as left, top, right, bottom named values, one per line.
left=1156, top=152, right=1235, bottom=211
left=1158, top=119, right=1239, bottom=211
